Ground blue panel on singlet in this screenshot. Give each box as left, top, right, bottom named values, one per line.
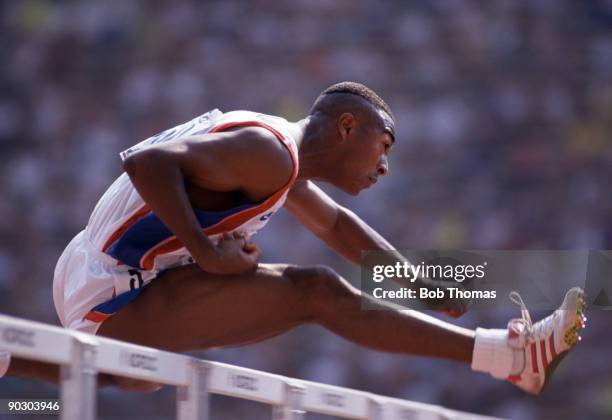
left=89, top=287, right=146, bottom=315
left=106, top=203, right=258, bottom=268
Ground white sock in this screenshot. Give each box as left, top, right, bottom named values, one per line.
left=0, top=351, right=11, bottom=377
left=471, top=328, right=524, bottom=379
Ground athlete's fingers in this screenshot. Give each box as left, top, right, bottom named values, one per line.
left=247, top=251, right=261, bottom=265
left=243, top=243, right=261, bottom=260
left=239, top=237, right=248, bottom=248
left=443, top=309, right=464, bottom=318
left=230, top=232, right=248, bottom=248
left=243, top=242, right=260, bottom=254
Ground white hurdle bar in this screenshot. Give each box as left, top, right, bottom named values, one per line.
left=0, top=314, right=503, bottom=420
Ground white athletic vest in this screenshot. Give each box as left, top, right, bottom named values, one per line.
left=85, top=109, right=299, bottom=271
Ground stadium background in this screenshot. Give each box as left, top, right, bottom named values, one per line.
left=1, top=1, right=612, bottom=419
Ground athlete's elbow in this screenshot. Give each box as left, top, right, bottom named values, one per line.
left=122, top=153, right=138, bottom=177
left=122, top=148, right=166, bottom=177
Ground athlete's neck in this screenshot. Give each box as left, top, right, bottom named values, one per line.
left=293, top=115, right=338, bottom=183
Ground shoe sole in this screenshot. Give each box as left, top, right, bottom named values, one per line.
left=539, top=288, right=586, bottom=394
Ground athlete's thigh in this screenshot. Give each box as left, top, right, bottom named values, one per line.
left=96, top=263, right=312, bottom=351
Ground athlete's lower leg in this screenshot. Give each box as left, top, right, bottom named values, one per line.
left=294, top=266, right=475, bottom=363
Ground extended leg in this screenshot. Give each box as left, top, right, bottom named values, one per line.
left=97, top=263, right=475, bottom=363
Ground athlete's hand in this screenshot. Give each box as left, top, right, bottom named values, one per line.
left=418, top=278, right=473, bottom=318
left=196, top=232, right=261, bottom=274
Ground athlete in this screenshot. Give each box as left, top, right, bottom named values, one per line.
left=1, top=82, right=586, bottom=394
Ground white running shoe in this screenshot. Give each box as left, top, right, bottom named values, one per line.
left=506, top=287, right=587, bottom=394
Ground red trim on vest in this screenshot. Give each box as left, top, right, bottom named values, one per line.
left=138, top=120, right=299, bottom=271
left=83, top=311, right=111, bottom=323
left=102, top=204, right=151, bottom=253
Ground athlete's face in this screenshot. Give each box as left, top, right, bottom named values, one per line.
left=337, top=109, right=395, bottom=196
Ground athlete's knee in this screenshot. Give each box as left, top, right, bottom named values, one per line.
left=309, top=265, right=351, bottom=298
left=286, top=264, right=357, bottom=304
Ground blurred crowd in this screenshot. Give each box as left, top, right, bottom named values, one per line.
left=1, top=0, right=612, bottom=419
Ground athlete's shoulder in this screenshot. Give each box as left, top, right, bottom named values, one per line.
left=211, top=110, right=295, bottom=171
left=224, top=125, right=295, bottom=189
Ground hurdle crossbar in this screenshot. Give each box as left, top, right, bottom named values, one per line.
left=0, top=314, right=503, bottom=420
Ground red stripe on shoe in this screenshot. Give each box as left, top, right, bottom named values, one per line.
left=549, top=334, right=557, bottom=359
left=508, top=324, right=519, bottom=338
left=508, top=374, right=521, bottom=383
left=540, top=340, right=549, bottom=370
left=530, top=342, right=539, bottom=373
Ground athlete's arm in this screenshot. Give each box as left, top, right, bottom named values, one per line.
left=123, top=127, right=293, bottom=274
left=285, top=180, right=399, bottom=264
left=285, top=180, right=469, bottom=316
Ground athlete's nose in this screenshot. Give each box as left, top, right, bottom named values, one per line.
left=377, top=155, right=389, bottom=177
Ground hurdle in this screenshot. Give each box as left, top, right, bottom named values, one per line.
left=0, top=314, right=502, bottom=419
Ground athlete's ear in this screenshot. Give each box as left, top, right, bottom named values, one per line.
left=338, top=113, right=356, bottom=142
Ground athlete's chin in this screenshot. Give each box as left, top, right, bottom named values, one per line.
left=350, top=185, right=370, bottom=196
left=338, top=185, right=360, bottom=196
left=354, top=182, right=376, bottom=196
left=338, top=180, right=368, bottom=196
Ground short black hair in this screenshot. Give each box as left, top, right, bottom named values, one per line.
left=313, top=81, right=395, bottom=121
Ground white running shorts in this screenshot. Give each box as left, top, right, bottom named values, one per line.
left=53, top=230, right=157, bottom=335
